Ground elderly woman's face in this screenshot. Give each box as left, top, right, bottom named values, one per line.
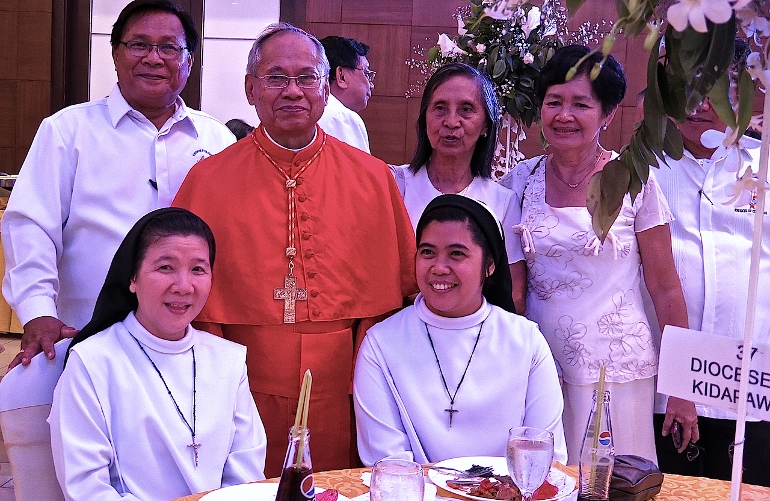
left=425, top=75, right=488, bottom=162
left=540, top=74, right=610, bottom=151
left=130, top=235, right=212, bottom=341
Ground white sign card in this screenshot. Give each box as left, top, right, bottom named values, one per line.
left=657, top=326, right=770, bottom=421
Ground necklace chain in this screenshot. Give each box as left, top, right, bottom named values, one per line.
left=133, top=337, right=200, bottom=467
left=427, top=163, right=473, bottom=195
left=251, top=130, right=326, bottom=262
left=550, top=148, right=604, bottom=189
left=424, top=321, right=484, bottom=428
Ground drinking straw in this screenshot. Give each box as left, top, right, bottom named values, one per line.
left=589, top=365, right=607, bottom=490
left=294, top=370, right=313, bottom=469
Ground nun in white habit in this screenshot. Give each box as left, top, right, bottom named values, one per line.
left=49, top=208, right=266, bottom=501
left=354, top=195, right=566, bottom=465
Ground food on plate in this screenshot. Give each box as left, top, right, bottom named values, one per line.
left=445, top=476, right=558, bottom=500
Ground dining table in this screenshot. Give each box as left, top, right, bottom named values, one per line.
left=173, top=462, right=770, bottom=500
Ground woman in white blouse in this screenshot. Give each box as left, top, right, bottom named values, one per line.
left=500, top=45, right=693, bottom=464
left=354, top=195, right=566, bottom=465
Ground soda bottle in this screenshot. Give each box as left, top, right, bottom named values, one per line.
left=578, top=390, right=614, bottom=501
left=275, top=427, right=315, bottom=501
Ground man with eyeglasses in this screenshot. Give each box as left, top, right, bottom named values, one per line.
left=317, top=36, right=375, bottom=152
left=647, top=38, right=770, bottom=486
left=173, top=23, right=417, bottom=476
left=2, top=0, right=234, bottom=369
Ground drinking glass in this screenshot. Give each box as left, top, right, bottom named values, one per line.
left=370, top=458, right=424, bottom=501
left=507, top=426, right=555, bottom=501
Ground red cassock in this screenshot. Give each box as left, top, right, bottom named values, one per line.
left=173, top=125, right=417, bottom=476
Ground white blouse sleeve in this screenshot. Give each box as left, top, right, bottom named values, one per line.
left=48, top=351, right=142, bottom=501
left=353, top=335, right=418, bottom=466
left=633, top=170, right=674, bottom=233
left=221, top=362, right=267, bottom=486
left=521, top=327, right=569, bottom=464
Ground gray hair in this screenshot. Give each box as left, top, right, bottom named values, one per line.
left=246, top=22, right=330, bottom=77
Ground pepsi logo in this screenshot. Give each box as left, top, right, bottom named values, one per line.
left=598, top=431, right=612, bottom=446
left=301, top=473, right=315, bottom=498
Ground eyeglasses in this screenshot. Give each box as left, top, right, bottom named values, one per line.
left=257, top=74, right=324, bottom=89
left=355, top=67, right=376, bottom=83
left=120, top=41, right=188, bottom=60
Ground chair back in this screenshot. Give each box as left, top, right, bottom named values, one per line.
left=0, top=339, right=71, bottom=501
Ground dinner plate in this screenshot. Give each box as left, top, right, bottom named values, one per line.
left=427, top=456, right=577, bottom=501
left=200, top=482, right=350, bottom=500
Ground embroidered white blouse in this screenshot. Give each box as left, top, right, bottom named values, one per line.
left=501, top=155, right=674, bottom=385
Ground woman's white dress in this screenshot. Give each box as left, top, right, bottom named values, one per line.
left=49, top=312, right=267, bottom=501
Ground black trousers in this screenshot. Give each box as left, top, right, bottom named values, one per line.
left=653, top=413, right=770, bottom=486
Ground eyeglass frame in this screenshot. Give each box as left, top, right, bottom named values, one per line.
left=352, top=66, right=376, bottom=83
left=119, top=41, right=189, bottom=60
left=256, top=73, right=327, bottom=89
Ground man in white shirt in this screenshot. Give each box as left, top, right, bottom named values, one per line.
left=650, top=39, right=770, bottom=486
left=2, top=0, right=234, bottom=369
left=317, top=36, right=374, bottom=152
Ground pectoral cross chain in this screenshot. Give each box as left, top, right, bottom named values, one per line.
left=275, top=273, right=307, bottom=324
left=188, top=439, right=201, bottom=467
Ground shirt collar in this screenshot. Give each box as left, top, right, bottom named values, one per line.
left=124, top=311, right=195, bottom=355
left=254, top=123, right=325, bottom=164
left=414, top=293, right=492, bottom=330
left=107, top=83, right=195, bottom=135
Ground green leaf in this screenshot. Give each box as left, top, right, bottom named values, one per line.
left=492, top=59, right=507, bottom=79
left=708, top=71, right=737, bottom=129
left=587, top=160, right=631, bottom=242
left=427, top=46, right=440, bottom=63
left=662, top=118, right=684, bottom=161
left=685, top=16, right=736, bottom=114
left=643, top=45, right=667, bottom=153
left=736, top=69, right=756, bottom=137
left=566, top=0, right=590, bottom=16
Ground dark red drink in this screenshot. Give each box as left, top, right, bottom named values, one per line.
left=275, top=466, right=315, bottom=501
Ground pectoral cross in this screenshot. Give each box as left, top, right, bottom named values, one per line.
left=445, top=404, right=458, bottom=428
left=188, top=439, right=201, bottom=467
left=274, top=273, right=307, bottom=323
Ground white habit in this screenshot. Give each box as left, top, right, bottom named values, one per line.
left=2, top=85, right=235, bottom=329
left=49, top=313, right=267, bottom=501
left=390, top=164, right=525, bottom=264
left=354, top=294, right=566, bottom=465
left=317, top=94, right=370, bottom=152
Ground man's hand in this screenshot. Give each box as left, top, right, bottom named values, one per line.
left=662, top=396, right=699, bottom=453
left=9, top=316, right=78, bottom=370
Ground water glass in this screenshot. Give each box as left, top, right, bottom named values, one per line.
left=370, top=458, right=424, bottom=501
left=507, top=426, right=555, bottom=501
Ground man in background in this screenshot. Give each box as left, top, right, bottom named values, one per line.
left=2, top=0, right=234, bottom=368
left=317, top=36, right=374, bottom=152
left=650, top=38, right=770, bottom=486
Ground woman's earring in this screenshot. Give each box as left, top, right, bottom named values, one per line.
left=602, top=124, right=608, bottom=130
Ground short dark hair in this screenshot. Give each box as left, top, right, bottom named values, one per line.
left=134, top=209, right=216, bottom=276
left=410, top=62, right=499, bottom=178
left=321, top=36, right=371, bottom=82
left=537, top=44, right=626, bottom=117
left=225, top=118, right=255, bottom=141
left=111, top=0, right=199, bottom=54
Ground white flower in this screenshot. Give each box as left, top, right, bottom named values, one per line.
left=724, top=173, right=768, bottom=207
left=667, top=0, right=733, bottom=33
left=746, top=52, right=769, bottom=86
left=437, top=33, right=466, bottom=57
left=475, top=43, right=487, bottom=53
left=523, top=52, right=535, bottom=64
left=457, top=17, right=468, bottom=37
left=483, top=0, right=519, bottom=20
left=737, top=7, right=770, bottom=42
left=522, top=7, right=541, bottom=38
left=701, top=128, right=759, bottom=177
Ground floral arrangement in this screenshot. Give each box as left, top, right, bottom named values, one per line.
left=408, top=0, right=608, bottom=177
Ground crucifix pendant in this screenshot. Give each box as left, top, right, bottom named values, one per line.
left=274, top=273, right=307, bottom=323
left=188, top=439, right=201, bottom=467
left=445, top=403, right=458, bottom=428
